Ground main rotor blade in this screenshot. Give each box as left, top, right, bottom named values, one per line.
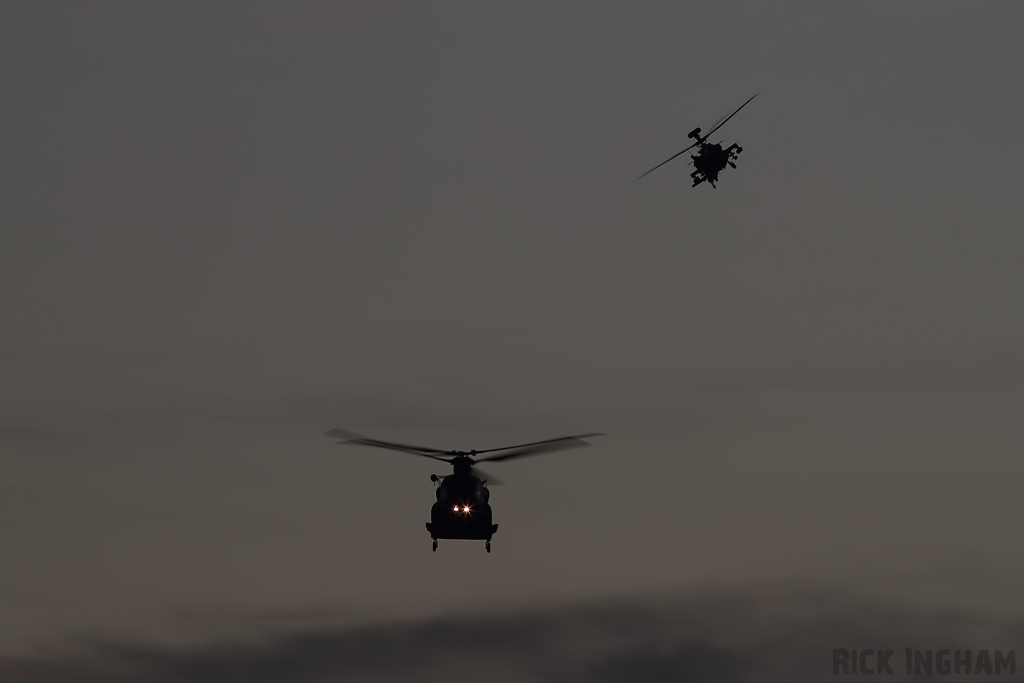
left=324, top=428, right=453, bottom=462
left=637, top=143, right=698, bottom=180
left=325, top=428, right=448, bottom=453
left=474, top=433, right=603, bottom=463
left=472, top=467, right=505, bottom=486
left=472, top=433, right=603, bottom=455
left=702, top=92, right=758, bottom=140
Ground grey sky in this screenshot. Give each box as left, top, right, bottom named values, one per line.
left=2, top=1, right=1023, bottom=678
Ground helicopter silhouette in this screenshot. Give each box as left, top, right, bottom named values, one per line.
left=638, top=93, right=758, bottom=188
left=326, top=428, right=602, bottom=552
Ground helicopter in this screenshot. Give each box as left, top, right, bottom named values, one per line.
left=325, top=428, right=602, bottom=552
left=638, top=93, right=758, bottom=188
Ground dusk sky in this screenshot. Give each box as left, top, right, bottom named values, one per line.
left=2, top=2, right=1023, bottom=680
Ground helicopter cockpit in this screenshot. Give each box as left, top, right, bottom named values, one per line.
left=432, top=475, right=489, bottom=504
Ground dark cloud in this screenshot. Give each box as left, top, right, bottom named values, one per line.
left=3, top=584, right=1022, bottom=682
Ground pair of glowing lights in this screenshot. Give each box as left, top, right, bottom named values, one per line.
left=452, top=505, right=471, bottom=513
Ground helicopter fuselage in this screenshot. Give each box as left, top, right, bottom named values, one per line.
left=426, top=471, right=497, bottom=541
left=690, top=141, right=742, bottom=187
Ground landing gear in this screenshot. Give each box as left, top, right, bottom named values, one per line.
left=432, top=540, right=438, bottom=552
left=486, top=527, right=496, bottom=553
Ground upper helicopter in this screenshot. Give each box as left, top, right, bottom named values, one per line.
left=326, top=428, right=602, bottom=552
left=638, top=93, right=758, bottom=188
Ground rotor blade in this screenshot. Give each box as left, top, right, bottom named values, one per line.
left=325, top=428, right=448, bottom=453
left=702, top=92, right=758, bottom=140
left=636, top=143, right=698, bottom=180
left=474, top=433, right=603, bottom=463
left=472, top=433, right=603, bottom=455
left=324, top=428, right=453, bottom=462
left=344, top=441, right=453, bottom=462
left=472, top=467, right=505, bottom=486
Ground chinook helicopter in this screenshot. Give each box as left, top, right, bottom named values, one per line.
left=326, top=428, right=602, bottom=552
left=638, top=93, right=758, bottom=188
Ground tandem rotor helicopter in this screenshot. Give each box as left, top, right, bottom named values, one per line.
left=638, top=93, right=759, bottom=188
left=326, top=428, right=602, bottom=552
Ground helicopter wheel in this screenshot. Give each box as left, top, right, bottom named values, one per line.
left=432, top=540, right=438, bottom=552
left=485, top=541, right=491, bottom=553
